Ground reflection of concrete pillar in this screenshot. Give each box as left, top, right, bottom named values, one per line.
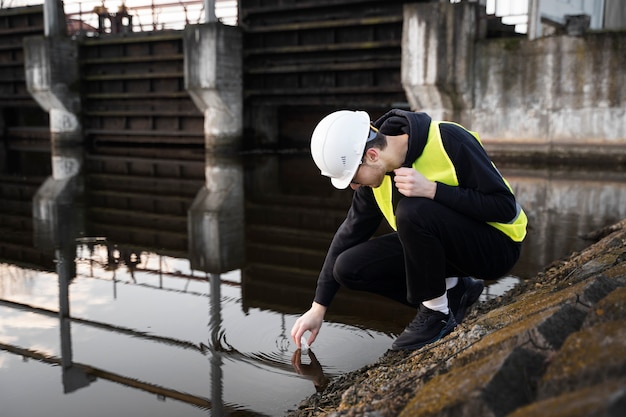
left=209, top=272, right=224, bottom=416
left=24, top=35, right=82, bottom=145
left=188, top=153, right=245, bottom=273
left=33, top=145, right=84, bottom=250
left=402, top=2, right=478, bottom=123
left=184, top=23, right=242, bottom=150
left=58, top=246, right=96, bottom=393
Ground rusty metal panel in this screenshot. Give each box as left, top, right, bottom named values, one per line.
left=0, top=5, right=48, bottom=148
left=79, top=32, right=203, bottom=147
left=241, top=0, right=412, bottom=108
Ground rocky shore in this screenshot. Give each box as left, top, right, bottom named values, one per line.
left=286, top=219, right=626, bottom=417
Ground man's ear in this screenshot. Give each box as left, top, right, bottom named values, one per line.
left=364, top=148, right=379, bottom=162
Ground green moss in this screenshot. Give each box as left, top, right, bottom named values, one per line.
left=541, top=320, right=626, bottom=385
left=508, top=379, right=626, bottom=417
left=399, top=351, right=506, bottom=417
left=458, top=307, right=557, bottom=366
left=605, top=261, right=626, bottom=278
left=497, top=37, right=523, bottom=52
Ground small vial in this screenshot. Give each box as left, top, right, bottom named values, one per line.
left=300, top=335, right=310, bottom=354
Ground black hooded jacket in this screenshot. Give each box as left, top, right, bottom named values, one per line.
left=313, top=109, right=519, bottom=307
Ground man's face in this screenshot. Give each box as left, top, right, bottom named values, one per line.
left=349, top=158, right=386, bottom=190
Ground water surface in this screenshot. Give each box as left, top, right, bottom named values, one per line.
left=1, top=151, right=625, bottom=416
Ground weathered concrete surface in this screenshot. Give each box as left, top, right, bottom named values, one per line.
left=402, top=2, right=626, bottom=164
left=184, top=22, right=243, bottom=149
left=401, top=2, right=476, bottom=122
left=473, top=32, right=626, bottom=164
left=23, top=35, right=82, bottom=144
left=188, top=153, right=245, bottom=273
left=286, top=218, right=626, bottom=417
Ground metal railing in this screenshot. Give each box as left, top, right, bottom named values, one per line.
left=2, top=0, right=238, bottom=35
left=451, top=0, right=529, bottom=33
left=66, top=0, right=238, bottom=34
left=486, top=0, right=528, bottom=33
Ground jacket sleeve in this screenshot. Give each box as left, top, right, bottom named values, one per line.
left=313, top=187, right=383, bottom=307
left=434, top=123, right=518, bottom=223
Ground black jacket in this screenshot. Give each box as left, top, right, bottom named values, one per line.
left=313, top=109, right=518, bottom=307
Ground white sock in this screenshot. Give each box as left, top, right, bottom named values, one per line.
left=446, top=277, right=459, bottom=290
left=422, top=293, right=449, bottom=315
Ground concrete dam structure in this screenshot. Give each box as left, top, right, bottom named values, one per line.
left=0, top=0, right=624, bottom=161
left=0, top=2, right=625, bottom=415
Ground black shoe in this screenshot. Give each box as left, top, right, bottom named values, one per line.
left=447, top=276, right=484, bottom=324
left=391, top=304, right=457, bottom=351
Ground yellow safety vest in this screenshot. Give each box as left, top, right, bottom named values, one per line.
left=372, top=121, right=527, bottom=242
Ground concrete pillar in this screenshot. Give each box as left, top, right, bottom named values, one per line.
left=401, top=2, right=479, bottom=122
left=24, top=35, right=82, bottom=145
left=184, top=23, right=243, bottom=150
left=604, top=0, right=626, bottom=29
left=204, top=0, right=217, bottom=23
left=188, top=153, right=245, bottom=274
left=44, top=0, right=67, bottom=37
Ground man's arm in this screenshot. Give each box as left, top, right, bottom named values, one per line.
left=291, top=187, right=382, bottom=348
left=313, top=186, right=383, bottom=306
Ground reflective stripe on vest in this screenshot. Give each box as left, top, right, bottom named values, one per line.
left=372, top=121, right=527, bottom=242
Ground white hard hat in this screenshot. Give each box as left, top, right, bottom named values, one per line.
left=310, top=110, right=371, bottom=189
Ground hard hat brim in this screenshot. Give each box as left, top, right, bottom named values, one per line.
left=331, top=175, right=353, bottom=189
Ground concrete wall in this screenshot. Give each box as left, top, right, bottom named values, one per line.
left=402, top=2, right=626, bottom=162
left=472, top=33, right=626, bottom=143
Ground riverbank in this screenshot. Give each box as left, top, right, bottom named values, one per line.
left=286, top=219, right=626, bottom=417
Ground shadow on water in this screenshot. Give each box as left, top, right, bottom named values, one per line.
left=1, top=144, right=626, bottom=416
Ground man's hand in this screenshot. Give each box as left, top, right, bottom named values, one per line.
left=290, top=302, right=327, bottom=348
left=393, top=167, right=436, bottom=199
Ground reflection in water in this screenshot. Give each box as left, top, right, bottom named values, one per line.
left=504, top=167, right=626, bottom=279
left=1, top=148, right=626, bottom=416
left=189, top=152, right=245, bottom=274
left=58, top=247, right=97, bottom=394
left=291, top=349, right=330, bottom=393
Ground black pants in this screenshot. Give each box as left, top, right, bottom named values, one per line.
left=332, top=198, right=521, bottom=307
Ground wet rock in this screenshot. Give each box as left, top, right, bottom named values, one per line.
left=507, top=378, right=626, bottom=417
left=583, top=286, right=626, bottom=327
left=398, top=345, right=546, bottom=417
left=285, top=219, right=626, bottom=417
left=538, top=320, right=626, bottom=399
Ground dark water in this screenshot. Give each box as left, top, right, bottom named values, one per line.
left=1, top=148, right=625, bottom=416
